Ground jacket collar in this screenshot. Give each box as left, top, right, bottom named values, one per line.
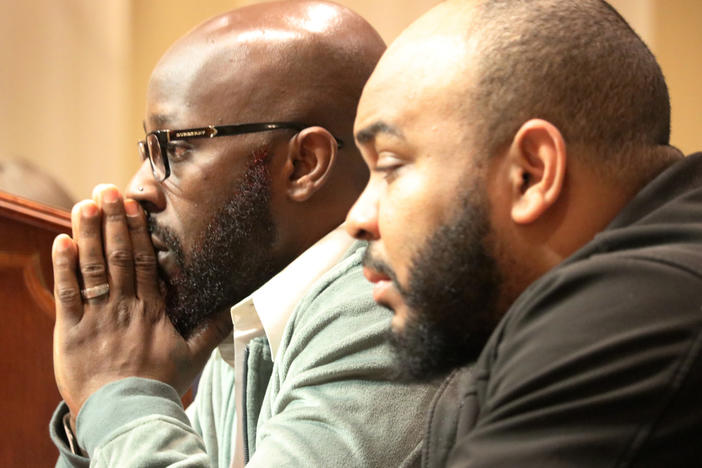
left=218, top=224, right=356, bottom=366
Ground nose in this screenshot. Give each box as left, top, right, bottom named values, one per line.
left=124, top=160, right=166, bottom=213
left=345, top=182, right=380, bottom=241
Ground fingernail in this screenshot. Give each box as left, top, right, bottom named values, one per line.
left=125, top=199, right=140, bottom=216
left=53, top=235, right=73, bottom=255
left=58, top=235, right=73, bottom=249
left=103, top=188, right=120, bottom=204
left=92, top=183, right=110, bottom=201
left=82, top=203, right=98, bottom=217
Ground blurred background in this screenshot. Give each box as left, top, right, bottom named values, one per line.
left=1, top=0, right=700, bottom=209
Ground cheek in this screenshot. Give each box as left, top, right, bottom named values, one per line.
left=159, top=198, right=206, bottom=253
left=380, top=163, right=465, bottom=282
left=161, top=173, right=231, bottom=239
left=378, top=172, right=441, bottom=282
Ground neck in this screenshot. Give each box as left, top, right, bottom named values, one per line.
left=493, top=155, right=637, bottom=316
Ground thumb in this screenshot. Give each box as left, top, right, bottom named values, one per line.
left=187, top=310, right=234, bottom=365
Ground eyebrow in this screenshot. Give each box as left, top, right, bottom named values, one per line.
left=143, top=114, right=172, bottom=133
left=355, top=121, right=405, bottom=144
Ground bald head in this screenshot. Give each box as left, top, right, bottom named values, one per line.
left=151, top=0, right=385, bottom=148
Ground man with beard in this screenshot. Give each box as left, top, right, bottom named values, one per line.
left=346, top=0, right=702, bottom=466
left=49, top=2, right=438, bottom=466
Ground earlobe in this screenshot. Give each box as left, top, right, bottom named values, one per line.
left=509, top=119, right=566, bottom=224
left=286, top=127, right=337, bottom=202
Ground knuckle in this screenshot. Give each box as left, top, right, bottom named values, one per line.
left=128, top=221, right=147, bottom=235
left=108, top=249, right=133, bottom=267
left=134, top=252, right=157, bottom=269
left=63, top=331, right=87, bottom=352
left=144, top=302, right=163, bottom=324
left=80, top=224, right=100, bottom=238
left=53, top=255, right=73, bottom=269
left=115, top=299, right=132, bottom=324
left=56, top=286, right=80, bottom=305
left=105, top=212, right=125, bottom=223
left=80, top=262, right=106, bottom=279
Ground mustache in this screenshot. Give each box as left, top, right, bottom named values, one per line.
left=362, top=246, right=401, bottom=287
left=146, top=215, right=182, bottom=257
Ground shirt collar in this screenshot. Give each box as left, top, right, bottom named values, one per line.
left=218, top=224, right=356, bottom=366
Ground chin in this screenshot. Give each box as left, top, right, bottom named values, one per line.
left=389, top=309, right=410, bottom=331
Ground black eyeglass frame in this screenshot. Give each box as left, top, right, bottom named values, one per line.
left=138, top=121, right=344, bottom=182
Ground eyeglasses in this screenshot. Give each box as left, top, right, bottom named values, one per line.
left=138, top=121, right=344, bottom=182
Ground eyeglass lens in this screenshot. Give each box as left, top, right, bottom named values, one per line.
left=146, top=134, right=166, bottom=181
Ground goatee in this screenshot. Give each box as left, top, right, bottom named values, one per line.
left=148, top=152, right=278, bottom=338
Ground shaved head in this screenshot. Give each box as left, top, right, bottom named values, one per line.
left=152, top=0, right=385, bottom=153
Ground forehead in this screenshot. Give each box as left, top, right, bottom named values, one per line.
left=145, top=35, right=286, bottom=130
left=355, top=0, right=481, bottom=139
left=356, top=40, right=478, bottom=156
left=356, top=21, right=482, bottom=140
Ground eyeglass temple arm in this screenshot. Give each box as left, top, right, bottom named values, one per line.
left=212, top=123, right=344, bottom=148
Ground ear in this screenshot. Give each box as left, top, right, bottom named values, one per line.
left=508, top=119, right=567, bottom=224
left=283, top=126, right=338, bottom=202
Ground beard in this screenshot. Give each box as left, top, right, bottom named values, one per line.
left=364, top=184, right=501, bottom=382
left=148, top=152, right=278, bottom=338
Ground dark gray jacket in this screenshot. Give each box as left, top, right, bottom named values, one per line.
left=424, top=153, right=702, bottom=467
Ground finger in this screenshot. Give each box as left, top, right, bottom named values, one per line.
left=125, top=198, right=160, bottom=299
left=95, top=185, right=135, bottom=297
left=52, top=234, right=82, bottom=326
left=72, top=200, right=109, bottom=295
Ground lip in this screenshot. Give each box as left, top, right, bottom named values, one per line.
left=362, top=267, right=395, bottom=304
left=150, top=234, right=177, bottom=278
left=150, top=234, right=167, bottom=252
left=156, top=249, right=178, bottom=278
left=371, top=279, right=395, bottom=305
left=362, top=266, right=390, bottom=284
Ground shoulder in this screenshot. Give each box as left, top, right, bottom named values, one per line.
left=275, top=240, right=393, bottom=373
left=479, top=248, right=702, bottom=444
left=289, top=241, right=386, bottom=332
left=490, top=248, right=702, bottom=373
left=448, top=247, right=702, bottom=465
left=505, top=245, right=702, bottom=333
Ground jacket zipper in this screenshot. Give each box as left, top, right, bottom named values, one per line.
left=242, top=344, right=250, bottom=464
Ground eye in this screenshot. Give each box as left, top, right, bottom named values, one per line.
left=138, top=141, right=149, bottom=162
left=166, top=141, right=192, bottom=162
left=375, top=165, right=401, bottom=182
left=374, top=152, right=404, bottom=182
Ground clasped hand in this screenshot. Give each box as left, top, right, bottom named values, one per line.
left=52, top=184, right=230, bottom=426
